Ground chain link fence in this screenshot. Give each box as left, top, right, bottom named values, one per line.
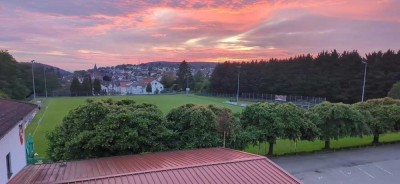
left=197, top=92, right=326, bottom=109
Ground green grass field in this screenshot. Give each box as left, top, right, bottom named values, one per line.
left=25, top=94, right=242, bottom=158
left=26, top=94, right=400, bottom=159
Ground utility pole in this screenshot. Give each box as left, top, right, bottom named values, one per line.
left=43, top=67, right=48, bottom=98
left=236, top=65, right=241, bottom=104
left=361, top=59, right=368, bottom=102
left=31, top=60, right=36, bottom=101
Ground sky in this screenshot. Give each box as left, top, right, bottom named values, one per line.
left=1, top=0, right=400, bottom=71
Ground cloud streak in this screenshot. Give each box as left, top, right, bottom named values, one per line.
left=1, top=0, right=399, bottom=71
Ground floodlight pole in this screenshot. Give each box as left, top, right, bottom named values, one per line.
left=236, top=65, right=241, bottom=104
left=43, top=67, right=48, bottom=98
left=31, top=60, right=36, bottom=101
left=186, top=74, right=189, bottom=94
left=361, top=59, right=368, bottom=102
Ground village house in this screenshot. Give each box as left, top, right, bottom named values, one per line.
left=0, top=99, right=37, bottom=184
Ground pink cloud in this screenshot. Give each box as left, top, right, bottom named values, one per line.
left=1, top=0, right=399, bottom=71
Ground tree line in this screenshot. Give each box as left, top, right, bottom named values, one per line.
left=47, top=97, right=400, bottom=161
left=210, top=50, right=400, bottom=103
left=0, top=50, right=61, bottom=99
left=160, top=60, right=209, bottom=92
left=70, top=76, right=102, bottom=96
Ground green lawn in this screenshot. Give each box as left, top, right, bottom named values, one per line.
left=25, top=94, right=242, bottom=158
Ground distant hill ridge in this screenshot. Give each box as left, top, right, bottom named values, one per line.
left=111, top=61, right=218, bottom=69
left=20, top=62, right=72, bottom=76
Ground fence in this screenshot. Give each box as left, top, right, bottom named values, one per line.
left=197, top=92, right=326, bottom=109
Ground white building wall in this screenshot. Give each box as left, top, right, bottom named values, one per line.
left=0, top=124, right=27, bottom=183
left=119, top=87, right=128, bottom=95
left=151, top=80, right=164, bottom=94
left=129, top=86, right=144, bottom=95
left=0, top=110, right=36, bottom=184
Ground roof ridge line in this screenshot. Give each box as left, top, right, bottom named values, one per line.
left=53, top=156, right=266, bottom=183
left=0, top=98, right=37, bottom=106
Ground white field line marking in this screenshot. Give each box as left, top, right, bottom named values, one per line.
left=374, top=164, right=393, bottom=175
left=356, top=166, right=375, bottom=179
left=32, top=106, right=48, bottom=137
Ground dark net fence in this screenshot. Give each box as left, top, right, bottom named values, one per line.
left=197, top=92, right=326, bottom=109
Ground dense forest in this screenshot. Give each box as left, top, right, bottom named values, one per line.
left=0, top=50, right=63, bottom=99
left=210, top=50, right=400, bottom=103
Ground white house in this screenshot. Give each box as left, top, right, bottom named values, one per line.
left=118, top=82, right=132, bottom=95
left=150, top=80, right=164, bottom=94
left=0, top=99, right=37, bottom=184
left=107, top=83, right=119, bottom=94
left=100, top=84, right=108, bottom=94
left=126, top=78, right=164, bottom=94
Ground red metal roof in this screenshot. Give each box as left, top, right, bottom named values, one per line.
left=118, top=82, right=132, bottom=87
left=138, top=77, right=155, bottom=87
left=0, top=99, right=37, bottom=139
left=9, top=148, right=301, bottom=184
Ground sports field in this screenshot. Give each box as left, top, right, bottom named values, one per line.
left=26, top=94, right=400, bottom=159
left=25, top=94, right=242, bottom=158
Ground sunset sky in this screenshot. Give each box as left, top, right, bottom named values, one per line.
left=1, top=0, right=399, bottom=71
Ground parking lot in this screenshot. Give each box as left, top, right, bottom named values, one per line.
left=272, top=143, right=400, bottom=184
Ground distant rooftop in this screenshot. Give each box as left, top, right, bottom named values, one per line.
left=9, top=148, right=301, bottom=184
left=0, top=98, right=37, bottom=139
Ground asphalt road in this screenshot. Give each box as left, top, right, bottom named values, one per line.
left=272, top=143, right=400, bottom=184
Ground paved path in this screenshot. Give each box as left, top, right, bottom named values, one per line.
left=272, top=143, right=400, bottom=184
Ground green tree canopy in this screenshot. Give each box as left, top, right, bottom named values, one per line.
left=311, top=102, right=370, bottom=149
left=241, top=102, right=318, bottom=155
left=176, top=60, right=193, bottom=90
left=81, top=76, right=92, bottom=96
left=93, top=78, right=101, bottom=95
left=207, top=105, right=234, bottom=148
left=70, top=77, right=81, bottom=96
left=146, top=83, right=152, bottom=93
left=166, top=104, right=220, bottom=149
left=160, top=72, right=175, bottom=89
left=354, top=98, right=400, bottom=144
left=210, top=50, right=400, bottom=103
left=388, top=82, right=400, bottom=99
left=0, top=91, right=8, bottom=98
left=0, top=50, right=30, bottom=99
left=46, top=99, right=172, bottom=161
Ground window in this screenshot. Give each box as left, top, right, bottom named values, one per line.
left=6, top=153, right=12, bottom=179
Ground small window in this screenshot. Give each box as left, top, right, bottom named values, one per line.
left=6, top=153, right=12, bottom=179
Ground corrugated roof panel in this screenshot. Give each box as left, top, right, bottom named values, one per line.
left=74, top=159, right=300, bottom=184
left=9, top=148, right=301, bottom=184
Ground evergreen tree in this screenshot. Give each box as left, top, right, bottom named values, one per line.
left=209, top=50, right=400, bottom=103
left=146, top=83, right=152, bottom=93
left=176, top=60, right=193, bottom=90
left=93, top=79, right=101, bottom=95
left=81, top=76, right=92, bottom=96
left=70, top=77, right=81, bottom=96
